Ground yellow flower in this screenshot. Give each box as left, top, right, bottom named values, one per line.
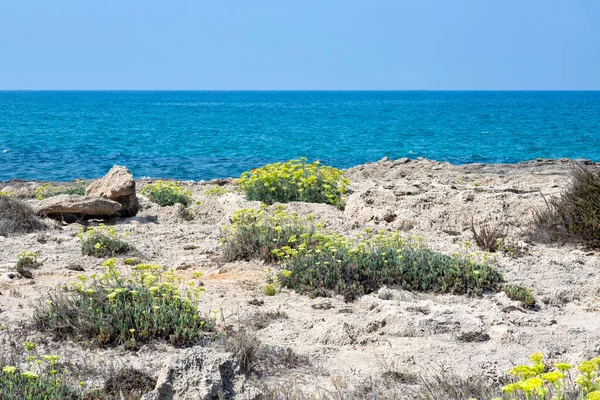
left=518, top=377, right=544, bottom=392
left=23, top=341, right=36, bottom=351
left=555, top=363, right=573, bottom=372
left=588, top=391, right=600, bottom=400
left=502, top=383, right=519, bottom=394
left=579, top=360, right=598, bottom=374
left=576, top=373, right=591, bottom=387
left=2, top=366, right=16, bottom=375
left=510, top=365, right=534, bottom=379
left=21, top=371, right=39, bottom=379
left=280, top=269, right=292, bottom=278
left=542, top=371, right=564, bottom=383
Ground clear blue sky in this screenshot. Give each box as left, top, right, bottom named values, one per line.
left=0, top=0, right=598, bottom=90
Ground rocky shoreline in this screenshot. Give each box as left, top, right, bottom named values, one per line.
left=1, top=157, right=599, bottom=399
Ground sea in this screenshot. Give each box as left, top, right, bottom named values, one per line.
left=0, top=91, right=599, bottom=182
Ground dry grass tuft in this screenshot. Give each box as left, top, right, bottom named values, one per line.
left=532, top=163, right=600, bottom=248
left=0, top=196, right=45, bottom=237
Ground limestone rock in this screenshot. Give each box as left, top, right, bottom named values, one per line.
left=86, top=165, right=138, bottom=217
left=142, top=347, right=238, bottom=400
left=34, top=194, right=121, bottom=217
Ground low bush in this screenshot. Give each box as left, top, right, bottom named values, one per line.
left=1, top=341, right=98, bottom=399
left=34, top=180, right=86, bottom=200
left=204, top=186, right=230, bottom=196
left=141, top=180, right=192, bottom=207
left=533, top=164, right=600, bottom=248
left=0, top=195, right=45, bottom=237
left=34, top=258, right=214, bottom=347
left=221, top=207, right=503, bottom=301
left=221, top=206, right=317, bottom=263
left=237, top=158, right=350, bottom=208
left=78, top=224, right=134, bottom=257
left=277, top=232, right=503, bottom=301
left=503, top=284, right=536, bottom=309
left=14, top=250, right=42, bottom=279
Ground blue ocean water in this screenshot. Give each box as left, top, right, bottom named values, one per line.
left=0, top=91, right=599, bottom=181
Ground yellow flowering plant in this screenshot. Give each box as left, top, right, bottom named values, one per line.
left=77, top=224, right=134, bottom=257
left=141, top=180, right=192, bottom=207
left=237, top=158, right=350, bottom=208
left=221, top=206, right=504, bottom=301
left=499, top=352, right=600, bottom=400
left=0, top=341, right=98, bottom=399
left=34, top=258, right=214, bottom=347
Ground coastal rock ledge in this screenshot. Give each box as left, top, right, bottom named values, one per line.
left=34, top=194, right=122, bottom=217
left=86, top=165, right=139, bottom=217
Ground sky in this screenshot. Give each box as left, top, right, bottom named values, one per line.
left=0, top=0, right=598, bottom=90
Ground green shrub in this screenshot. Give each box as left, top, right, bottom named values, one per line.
left=124, top=257, right=141, bottom=266
left=263, top=284, right=277, bottom=296
left=78, top=224, right=134, bottom=257
left=0, top=196, right=45, bottom=237
left=503, top=284, right=536, bottom=308
left=237, top=158, right=350, bottom=208
left=533, top=163, right=600, bottom=248
left=221, top=207, right=504, bottom=301
left=221, top=206, right=317, bottom=263
left=34, top=258, right=214, bottom=347
left=141, top=180, right=192, bottom=207
left=14, top=250, right=42, bottom=279
left=34, top=180, right=86, bottom=200
left=1, top=341, right=99, bottom=399
left=203, top=186, right=230, bottom=196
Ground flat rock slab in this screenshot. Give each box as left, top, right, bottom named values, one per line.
left=34, top=194, right=121, bottom=217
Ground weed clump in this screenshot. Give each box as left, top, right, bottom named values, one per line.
left=502, top=284, right=536, bottom=309
left=34, top=180, right=86, bottom=200
left=34, top=258, right=213, bottom=347
left=238, top=158, right=349, bottom=208
left=141, top=180, right=192, bottom=207
left=103, top=368, right=156, bottom=399
left=471, top=218, right=507, bottom=253
left=533, top=164, right=600, bottom=248
left=224, top=330, right=260, bottom=374
left=78, top=224, right=134, bottom=257
left=0, top=196, right=45, bottom=237
left=204, top=186, right=230, bottom=196
left=222, top=207, right=503, bottom=301
left=1, top=341, right=98, bottom=399
left=14, top=251, right=42, bottom=279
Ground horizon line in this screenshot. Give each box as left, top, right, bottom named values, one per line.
left=1, top=89, right=600, bottom=92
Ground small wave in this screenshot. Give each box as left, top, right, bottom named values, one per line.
left=2, top=149, right=8, bottom=153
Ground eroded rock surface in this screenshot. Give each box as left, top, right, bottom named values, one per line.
left=86, top=165, right=139, bottom=217
left=33, top=194, right=121, bottom=217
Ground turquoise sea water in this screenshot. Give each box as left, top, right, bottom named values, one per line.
left=0, top=91, right=599, bottom=181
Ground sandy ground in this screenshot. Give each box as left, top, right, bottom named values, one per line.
left=1, top=157, right=599, bottom=395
